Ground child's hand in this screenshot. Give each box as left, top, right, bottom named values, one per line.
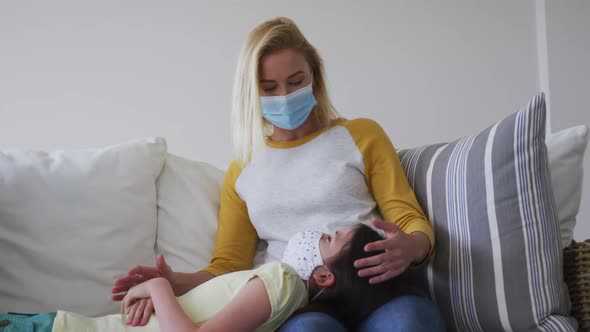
left=124, top=298, right=154, bottom=326
left=121, top=281, right=151, bottom=316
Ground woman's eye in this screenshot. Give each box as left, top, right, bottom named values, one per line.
left=263, top=87, right=276, bottom=92
left=288, top=80, right=303, bottom=86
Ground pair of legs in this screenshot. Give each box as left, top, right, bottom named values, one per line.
left=279, top=295, right=445, bottom=332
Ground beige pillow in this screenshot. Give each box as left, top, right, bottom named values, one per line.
left=156, top=153, right=224, bottom=273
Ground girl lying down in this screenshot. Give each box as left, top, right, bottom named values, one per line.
left=2, top=224, right=424, bottom=331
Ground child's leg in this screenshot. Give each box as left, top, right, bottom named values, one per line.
left=0, top=312, right=57, bottom=332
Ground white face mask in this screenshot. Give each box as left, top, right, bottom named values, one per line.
left=281, top=230, right=331, bottom=302
left=281, top=231, right=325, bottom=281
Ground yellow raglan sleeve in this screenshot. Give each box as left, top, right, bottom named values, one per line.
left=203, top=160, right=258, bottom=276
left=345, top=118, right=434, bottom=260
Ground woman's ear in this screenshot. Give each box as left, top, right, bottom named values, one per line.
left=311, top=266, right=335, bottom=288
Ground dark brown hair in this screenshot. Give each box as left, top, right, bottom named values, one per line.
left=297, top=224, right=426, bottom=330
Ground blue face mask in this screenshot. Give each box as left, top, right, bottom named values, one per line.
left=260, top=83, right=317, bottom=130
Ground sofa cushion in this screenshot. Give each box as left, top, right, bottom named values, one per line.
left=398, top=93, right=576, bottom=331
left=155, top=153, right=224, bottom=273
left=546, top=125, right=589, bottom=249
left=0, top=137, right=166, bottom=316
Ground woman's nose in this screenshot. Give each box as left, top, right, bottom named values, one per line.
left=276, top=86, right=289, bottom=96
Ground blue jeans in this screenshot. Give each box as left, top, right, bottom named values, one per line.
left=279, top=295, right=446, bottom=332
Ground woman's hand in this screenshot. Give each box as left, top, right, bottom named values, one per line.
left=123, top=298, right=154, bottom=326
left=354, top=218, right=431, bottom=284
left=112, top=255, right=175, bottom=301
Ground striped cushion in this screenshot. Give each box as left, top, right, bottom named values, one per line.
left=398, top=93, right=576, bottom=331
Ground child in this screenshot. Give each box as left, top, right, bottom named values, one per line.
left=1, top=224, right=424, bottom=331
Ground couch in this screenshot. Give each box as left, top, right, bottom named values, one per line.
left=0, top=93, right=588, bottom=331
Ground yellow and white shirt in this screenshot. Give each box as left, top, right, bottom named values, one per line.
left=204, top=118, right=434, bottom=276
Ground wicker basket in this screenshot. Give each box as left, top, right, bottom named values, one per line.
left=564, top=239, right=590, bottom=331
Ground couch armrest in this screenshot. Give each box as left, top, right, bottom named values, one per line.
left=564, top=239, right=590, bottom=330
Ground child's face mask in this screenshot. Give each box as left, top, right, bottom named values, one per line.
left=282, top=230, right=334, bottom=302
left=281, top=230, right=325, bottom=281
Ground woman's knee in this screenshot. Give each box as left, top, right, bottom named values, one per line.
left=279, top=312, right=347, bottom=332
left=359, top=295, right=446, bottom=332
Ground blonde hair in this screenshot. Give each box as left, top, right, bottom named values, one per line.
left=231, top=17, right=339, bottom=166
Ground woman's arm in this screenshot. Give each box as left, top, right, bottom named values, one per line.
left=347, top=119, right=434, bottom=250
left=345, top=119, right=434, bottom=282
left=113, top=255, right=215, bottom=302
left=123, top=276, right=272, bottom=332
left=172, top=270, right=216, bottom=297
left=203, top=161, right=258, bottom=277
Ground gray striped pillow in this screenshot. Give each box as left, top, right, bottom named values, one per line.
left=398, top=93, right=576, bottom=331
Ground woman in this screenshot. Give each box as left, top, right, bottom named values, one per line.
left=113, top=17, right=444, bottom=331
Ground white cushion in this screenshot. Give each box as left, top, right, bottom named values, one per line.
left=0, top=137, right=167, bottom=316
left=546, top=125, right=589, bottom=249
left=156, top=154, right=223, bottom=273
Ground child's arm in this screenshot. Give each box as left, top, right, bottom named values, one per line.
left=197, top=276, right=271, bottom=332
left=123, top=276, right=272, bottom=332
left=122, top=277, right=197, bottom=331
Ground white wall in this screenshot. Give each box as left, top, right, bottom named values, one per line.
left=543, top=1, right=590, bottom=239
left=1, top=2, right=587, bottom=235
left=0, top=1, right=538, bottom=165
